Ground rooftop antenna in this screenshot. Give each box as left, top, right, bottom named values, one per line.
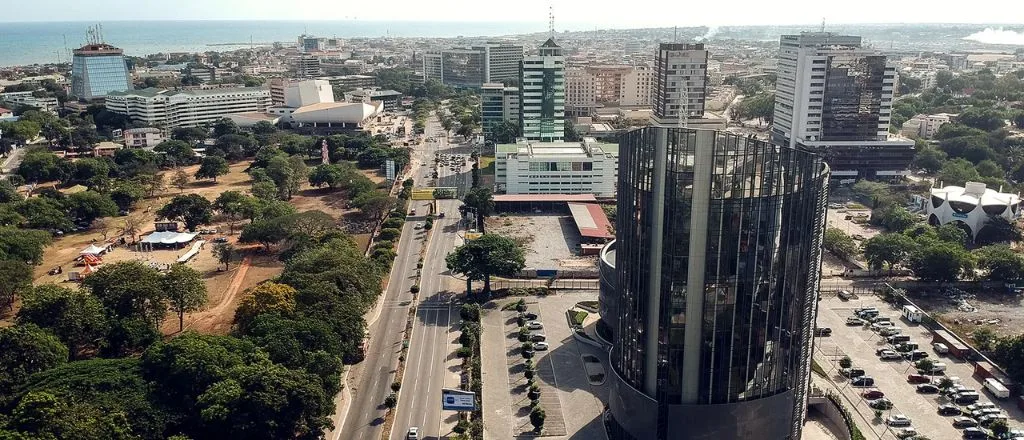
left=820, top=17, right=826, bottom=33
left=674, top=26, right=678, bottom=42
left=548, top=3, right=555, bottom=38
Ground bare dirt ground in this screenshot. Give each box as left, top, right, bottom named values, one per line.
left=909, top=287, right=1024, bottom=339
left=485, top=214, right=597, bottom=271
left=6, top=159, right=377, bottom=332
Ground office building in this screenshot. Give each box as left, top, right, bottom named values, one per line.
left=122, top=127, right=163, bottom=149
left=105, top=87, right=271, bottom=129
left=292, top=54, right=323, bottom=78
left=651, top=43, right=709, bottom=126
left=318, top=74, right=376, bottom=90
left=345, top=88, right=403, bottom=113
left=519, top=39, right=566, bottom=142
left=481, top=83, right=520, bottom=141
left=71, top=43, right=131, bottom=100
left=565, top=64, right=655, bottom=116
left=772, top=32, right=915, bottom=179
left=900, top=113, right=954, bottom=139
left=0, top=91, right=59, bottom=113
left=495, top=137, right=618, bottom=196
left=422, top=43, right=524, bottom=88
left=601, top=127, right=829, bottom=440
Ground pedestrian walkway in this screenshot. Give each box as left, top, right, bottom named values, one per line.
left=481, top=308, right=514, bottom=440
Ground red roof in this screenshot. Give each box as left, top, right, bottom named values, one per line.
left=0, top=107, right=11, bottom=114
left=567, top=203, right=613, bottom=239
left=493, top=194, right=597, bottom=203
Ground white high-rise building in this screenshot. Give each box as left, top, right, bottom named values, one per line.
left=284, top=79, right=334, bottom=108
left=772, top=32, right=915, bottom=179
left=519, top=38, right=565, bottom=142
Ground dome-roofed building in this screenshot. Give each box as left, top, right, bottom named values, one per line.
left=927, top=181, right=1021, bottom=239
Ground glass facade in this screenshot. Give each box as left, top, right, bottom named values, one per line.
left=441, top=50, right=486, bottom=88
left=72, top=54, right=131, bottom=100
left=606, top=127, right=829, bottom=440
left=820, top=54, right=887, bottom=141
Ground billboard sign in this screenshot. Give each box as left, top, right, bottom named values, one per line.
left=385, top=159, right=396, bottom=182
left=441, top=388, right=476, bottom=411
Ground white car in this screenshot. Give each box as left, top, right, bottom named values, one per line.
left=533, top=341, right=549, bottom=351
left=886, top=414, right=912, bottom=427
left=894, top=427, right=917, bottom=439
left=407, top=427, right=419, bottom=440
left=879, top=350, right=903, bottom=361
left=527, top=321, right=544, bottom=330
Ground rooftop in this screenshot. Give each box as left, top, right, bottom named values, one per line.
left=567, top=203, right=614, bottom=239
left=496, top=139, right=619, bottom=157
left=107, top=86, right=268, bottom=98
left=493, top=194, right=597, bottom=203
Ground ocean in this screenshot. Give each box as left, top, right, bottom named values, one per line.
left=0, top=20, right=549, bottom=68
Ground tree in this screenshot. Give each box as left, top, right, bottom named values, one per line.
left=17, top=284, right=108, bottom=359
left=910, top=242, right=974, bottom=282
left=16, top=149, right=64, bottom=183
left=65, top=191, right=118, bottom=224
left=251, top=120, right=278, bottom=136
left=171, top=168, right=190, bottom=192
left=239, top=219, right=288, bottom=251
left=862, top=233, right=917, bottom=270
left=214, top=190, right=254, bottom=234
left=936, top=158, right=980, bottom=187
left=195, top=155, right=229, bottom=182
left=0, top=226, right=52, bottom=264
left=990, top=419, right=1010, bottom=437
left=956, top=107, right=1006, bottom=132
left=976, top=159, right=1005, bottom=179
left=117, top=212, right=145, bottom=243
left=212, top=117, right=241, bottom=137
left=446, top=234, right=526, bottom=293
left=874, top=205, right=917, bottom=233
left=824, top=228, right=857, bottom=259
left=530, top=406, right=546, bottom=432
left=308, top=163, right=344, bottom=189
left=0, top=324, right=68, bottom=399
left=911, top=147, right=947, bottom=174
left=972, top=327, right=998, bottom=352
left=82, top=260, right=166, bottom=324
left=976, top=216, right=1023, bottom=245
left=158, top=194, right=213, bottom=231
left=171, top=126, right=208, bottom=144
left=491, top=120, right=520, bottom=144
left=15, top=197, right=74, bottom=232
left=0, top=260, right=33, bottom=310
left=154, top=140, right=196, bottom=166
left=234, top=282, right=297, bottom=330
left=109, top=180, right=145, bottom=211
left=352, top=192, right=396, bottom=221
left=163, top=264, right=208, bottom=332
left=252, top=180, right=278, bottom=201
left=463, top=187, right=494, bottom=229
left=214, top=242, right=235, bottom=270
left=975, top=245, right=1024, bottom=282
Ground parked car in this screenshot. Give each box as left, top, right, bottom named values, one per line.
left=533, top=341, right=549, bottom=351
left=846, top=316, right=866, bottom=325
left=907, top=374, right=931, bottom=384
left=887, top=335, right=912, bottom=344
left=917, top=384, right=940, bottom=394
left=979, top=414, right=1008, bottom=427
left=529, top=333, right=546, bottom=342
left=886, top=414, right=912, bottom=427
left=869, top=398, right=893, bottom=410
left=903, top=350, right=929, bottom=361
left=863, top=388, right=885, bottom=400
left=971, top=408, right=1002, bottom=419
left=871, top=322, right=896, bottom=331
left=954, top=392, right=981, bottom=404
left=841, top=368, right=866, bottom=379
left=966, top=403, right=997, bottom=412
left=945, top=384, right=974, bottom=396
left=851, top=376, right=875, bottom=387
left=880, top=350, right=903, bottom=361
left=879, top=327, right=903, bottom=337
left=894, top=427, right=918, bottom=439
left=519, top=312, right=538, bottom=320
left=953, top=417, right=980, bottom=428
left=527, top=321, right=544, bottom=330
left=934, top=342, right=950, bottom=354
left=962, top=427, right=990, bottom=439
left=938, top=404, right=963, bottom=416
left=814, top=327, right=832, bottom=337
left=894, top=342, right=919, bottom=352
left=838, top=290, right=855, bottom=300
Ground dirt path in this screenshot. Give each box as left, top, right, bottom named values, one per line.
left=181, top=255, right=252, bottom=334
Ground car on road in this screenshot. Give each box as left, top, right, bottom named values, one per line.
left=862, top=389, right=885, bottom=400
left=533, top=342, right=549, bottom=351
left=407, top=427, right=419, bottom=439
left=846, top=316, right=866, bottom=325
left=938, top=404, right=963, bottom=416
left=907, top=374, right=931, bottom=384
left=527, top=321, right=544, bottom=330
left=886, top=414, right=912, bottom=427
left=851, top=376, right=875, bottom=387
left=414, top=223, right=424, bottom=230
left=868, top=398, right=893, bottom=410
left=953, top=416, right=980, bottom=428
left=519, top=312, right=538, bottom=320
left=916, top=384, right=940, bottom=394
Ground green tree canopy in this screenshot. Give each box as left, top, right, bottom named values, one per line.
left=157, top=194, right=213, bottom=231
left=975, top=245, right=1024, bottom=282
left=823, top=227, right=857, bottom=259
left=66, top=191, right=118, bottom=224
left=17, top=284, right=109, bottom=359
left=0, top=259, right=34, bottom=311
left=163, top=264, right=208, bottom=332
left=446, top=234, right=525, bottom=293
left=0, top=226, right=52, bottom=264
left=936, top=158, right=981, bottom=186
left=910, top=241, right=974, bottom=282
left=862, top=233, right=917, bottom=270
left=234, top=282, right=297, bottom=331
left=0, top=324, right=68, bottom=401
left=82, top=261, right=166, bottom=325
left=194, top=156, right=229, bottom=182
left=153, top=140, right=196, bottom=166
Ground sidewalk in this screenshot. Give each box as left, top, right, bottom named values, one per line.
left=439, top=306, right=463, bottom=439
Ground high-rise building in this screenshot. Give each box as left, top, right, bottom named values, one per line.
left=651, top=43, right=709, bottom=126
left=422, top=43, right=524, bottom=88
left=481, top=83, right=520, bottom=141
left=292, top=54, right=323, bottom=78
left=565, top=64, right=656, bottom=116
left=519, top=38, right=565, bottom=142
left=71, top=43, right=131, bottom=100
left=772, top=32, right=915, bottom=179
left=602, top=127, right=829, bottom=440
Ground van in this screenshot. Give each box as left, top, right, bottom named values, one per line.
left=933, top=342, right=950, bottom=354
left=858, top=309, right=880, bottom=319
left=879, top=327, right=902, bottom=337
left=954, top=392, right=981, bottom=404
left=984, top=378, right=1010, bottom=399
left=929, top=362, right=947, bottom=373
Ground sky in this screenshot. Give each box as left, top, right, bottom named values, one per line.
left=2, top=0, right=1022, bottom=27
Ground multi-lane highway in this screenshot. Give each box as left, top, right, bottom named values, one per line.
left=333, top=113, right=476, bottom=440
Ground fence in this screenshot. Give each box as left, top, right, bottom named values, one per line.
left=489, top=278, right=600, bottom=291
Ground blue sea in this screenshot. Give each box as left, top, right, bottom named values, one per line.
left=0, top=20, right=551, bottom=67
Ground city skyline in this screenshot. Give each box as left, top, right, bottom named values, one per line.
left=3, top=0, right=1024, bottom=27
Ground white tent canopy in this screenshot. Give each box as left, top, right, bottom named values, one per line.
left=80, top=244, right=110, bottom=255
left=140, top=231, right=198, bottom=245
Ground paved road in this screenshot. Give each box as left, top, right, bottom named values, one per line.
left=332, top=116, right=439, bottom=440
left=390, top=120, right=477, bottom=440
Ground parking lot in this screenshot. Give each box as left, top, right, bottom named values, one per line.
left=480, top=291, right=607, bottom=439
left=815, top=294, right=1024, bottom=439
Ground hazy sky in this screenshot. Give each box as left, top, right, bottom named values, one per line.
left=2, top=0, right=1021, bottom=27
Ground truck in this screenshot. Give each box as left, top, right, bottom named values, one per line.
left=902, top=305, right=924, bottom=323
left=983, top=378, right=1010, bottom=399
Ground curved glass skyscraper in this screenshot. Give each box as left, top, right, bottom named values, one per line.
left=601, top=127, right=829, bottom=440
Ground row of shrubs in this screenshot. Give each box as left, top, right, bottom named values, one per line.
left=452, top=303, right=484, bottom=439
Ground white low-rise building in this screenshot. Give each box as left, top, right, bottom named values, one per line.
left=900, top=113, right=955, bottom=139
left=105, top=87, right=271, bottom=129
left=122, top=127, right=163, bottom=149
left=495, top=138, right=618, bottom=197
left=927, top=182, right=1021, bottom=240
